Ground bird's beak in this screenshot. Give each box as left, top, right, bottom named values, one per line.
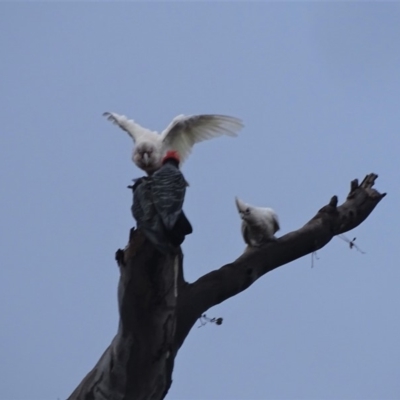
left=143, top=152, right=150, bottom=165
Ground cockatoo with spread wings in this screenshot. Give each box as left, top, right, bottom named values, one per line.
left=235, top=197, right=280, bottom=247
left=103, top=112, right=243, bottom=174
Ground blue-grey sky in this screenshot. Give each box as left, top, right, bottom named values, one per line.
left=1, top=3, right=399, bottom=399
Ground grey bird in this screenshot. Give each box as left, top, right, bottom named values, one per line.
left=130, top=150, right=192, bottom=253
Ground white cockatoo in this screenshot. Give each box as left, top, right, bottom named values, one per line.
left=235, top=197, right=280, bottom=247
left=103, top=112, right=244, bottom=174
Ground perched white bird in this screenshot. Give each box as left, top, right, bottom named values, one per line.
left=235, top=197, right=280, bottom=247
left=103, top=112, right=243, bottom=174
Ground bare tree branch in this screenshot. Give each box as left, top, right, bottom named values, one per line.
left=68, top=173, right=385, bottom=400
left=174, top=173, right=386, bottom=353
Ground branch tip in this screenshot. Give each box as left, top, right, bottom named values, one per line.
left=360, top=173, right=378, bottom=189
left=329, top=196, right=338, bottom=207
left=317, top=195, right=339, bottom=214
left=115, top=249, right=125, bottom=266
left=350, top=179, right=358, bottom=192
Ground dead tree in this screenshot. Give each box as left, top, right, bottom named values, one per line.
left=67, top=173, right=385, bottom=400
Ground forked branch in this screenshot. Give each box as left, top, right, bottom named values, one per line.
left=68, top=173, right=385, bottom=400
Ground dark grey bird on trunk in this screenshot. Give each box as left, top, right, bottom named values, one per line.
left=130, top=151, right=192, bottom=253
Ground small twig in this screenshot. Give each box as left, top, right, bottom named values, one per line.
left=337, top=234, right=366, bottom=254
left=311, top=251, right=319, bottom=268
left=198, top=314, right=223, bottom=328
left=115, top=249, right=125, bottom=266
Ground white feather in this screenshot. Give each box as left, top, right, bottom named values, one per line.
left=102, top=112, right=156, bottom=142
left=161, top=114, right=244, bottom=164
left=235, top=197, right=280, bottom=247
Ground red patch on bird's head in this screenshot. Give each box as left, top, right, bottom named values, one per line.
left=162, top=150, right=180, bottom=164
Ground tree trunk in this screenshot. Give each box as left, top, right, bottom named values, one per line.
left=68, top=173, right=385, bottom=400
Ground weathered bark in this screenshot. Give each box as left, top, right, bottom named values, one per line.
left=68, top=173, right=385, bottom=400
left=68, top=232, right=181, bottom=400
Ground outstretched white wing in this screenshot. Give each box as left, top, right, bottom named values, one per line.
left=103, top=112, right=154, bottom=142
left=161, top=114, right=243, bottom=163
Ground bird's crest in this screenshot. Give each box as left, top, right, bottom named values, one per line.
left=235, top=197, right=248, bottom=213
